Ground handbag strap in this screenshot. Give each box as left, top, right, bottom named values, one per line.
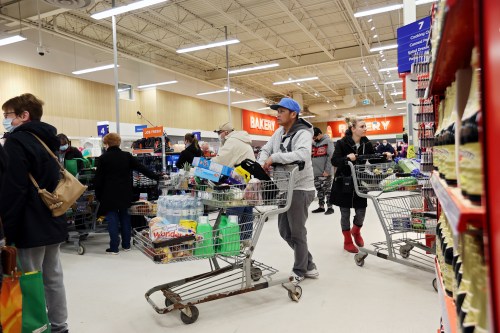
left=26, top=132, right=64, bottom=190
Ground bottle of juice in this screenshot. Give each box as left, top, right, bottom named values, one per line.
left=194, top=215, right=214, bottom=258
left=216, top=215, right=240, bottom=256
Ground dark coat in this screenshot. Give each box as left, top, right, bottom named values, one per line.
left=63, top=146, right=83, bottom=160
left=0, top=144, right=7, bottom=242
left=329, top=135, right=377, bottom=208
left=95, top=146, right=160, bottom=213
left=175, top=144, right=202, bottom=169
left=377, top=143, right=395, bottom=155
left=0, top=121, right=67, bottom=248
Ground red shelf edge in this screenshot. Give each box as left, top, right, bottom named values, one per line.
left=435, top=258, right=458, bottom=333
left=430, top=171, right=485, bottom=234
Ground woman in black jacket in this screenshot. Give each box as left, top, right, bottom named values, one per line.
left=95, top=133, right=160, bottom=254
left=330, top=118, right=379, bottom=253
left=175, top=133, right=202, bottom=169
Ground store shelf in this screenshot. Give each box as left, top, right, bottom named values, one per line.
left=430, top=171, right=485, bottom=234
left=427, top=0, right=475, bottom=96
left=434, top=258, right=457, bottom=333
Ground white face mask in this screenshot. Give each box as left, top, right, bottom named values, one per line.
left=3, top=118, right=16, bottom=132
left=219, top=134, right=226, bottom=145
left=383, top=142, right=387, bottom=146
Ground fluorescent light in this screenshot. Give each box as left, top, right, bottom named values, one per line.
left=394, top=101, right=406, bottom=104
left=373, top=34, right=378, bottom=38
left=367, top=18, right=373, bottom=22
left=273, top=77, right=319, bottom=85
left=196, top=88, right=235, bottom=96
left=385, top=80, right=403, bottom=84
left=177, top=39, right=239, bottom=54
left=390, top=91, right=403, bottom=95
left=228, top=63, right=279, bottom=74
left=397, top=107, right=407, bottom=110
left=231, top=98, right=264, bottom=105
left=137, top=80, right=178, bottom=89
left=354, top=4, right=403, bottom=18
left=301, top=115, right=316, bottom=119
left=72, top=64, right=117, bottom=75
left=416, top=0, right=439, bottom=5
left=399, top=113, right=406, bottom=115
left=257, top=107, right=271, bottom=111
left=0, top=35, right=26, bottom=47
left=91, top=0, right=167, bottom=20
left=370, top=44, right=398, bottom=52
left=371, top=26, right=375, bottom=31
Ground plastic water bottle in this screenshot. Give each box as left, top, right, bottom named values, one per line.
left=156, top=196, right=165, bottom=218
left=196, top=198, right=204, bottom=221
left=180, top=197, right=188, bottom=220
left=165, top=196, right=173, bottom=223
left=172, top=196, right=181, bottom=224
left=188, top=197, right=196, bottom=220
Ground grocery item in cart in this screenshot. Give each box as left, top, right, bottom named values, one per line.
left=149, top=217, right=197, bottom=243
left=216, top=215, right=240, bottom=256
left=236, top=159, right=279, bottom=200
left=194, top=216, right=215, bottom=258
left=243, top=178, right=263, bottom=205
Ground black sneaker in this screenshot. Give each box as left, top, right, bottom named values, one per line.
left=312, top=207, right=325, bottom=213
left=325, top=207, right=335, bottom=215
left=105, top=248, right=119, bottom=255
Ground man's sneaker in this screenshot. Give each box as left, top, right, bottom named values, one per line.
left=105, top=248, right=119, bottom=255
left=312, top=207, right=325, bottom=213
left=305, top=268, right=319, bottom=279
left=324, top=207, right=335, bottom=215
left=289, top=272, right=305, bottom=285
left=122, top=247, right=132, bottom=252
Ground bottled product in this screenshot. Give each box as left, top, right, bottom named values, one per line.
left=172, top=196, right=181, bottom=224
left=196, top=199, right=204, bottom=220
left=216, top=214, right=240, bottom=256
left=194, top=215, right=215, bottom=258
left=188, top=197, right=197, bottom=221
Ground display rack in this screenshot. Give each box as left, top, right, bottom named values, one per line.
left=435, top=258, right=457, bottom=333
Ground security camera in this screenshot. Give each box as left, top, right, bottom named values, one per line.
left=37, top=46, right=46, bottom=56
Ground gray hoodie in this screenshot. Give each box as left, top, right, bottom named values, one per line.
left=211, top=130, right=255, bottom=167
left=312, top=134, right=334, bottom=177
left=257, top=118, right=315, bottom=191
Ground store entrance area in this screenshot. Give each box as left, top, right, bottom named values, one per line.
left=61, top=201, right=439, bottom=332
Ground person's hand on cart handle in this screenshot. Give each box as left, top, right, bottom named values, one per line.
left=347, top=153, right=357, bottom=161
left=322, top=171, right=329, bottom=177
left=262, top=157, right=273, bottom=172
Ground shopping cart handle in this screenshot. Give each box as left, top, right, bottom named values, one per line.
left=355, top=153, right=385, bottom=161
left=395, top=173, right=412, bottom=177
left=272, top=160, right=305, bottom=171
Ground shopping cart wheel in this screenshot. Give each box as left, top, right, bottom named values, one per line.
left=399, top=245, right=412, bottom=259
left=251, top=267, right=262, bottom=281
left=77, top=245, right=85, bottom=255
left=287, top=286, right=302, bottom=302
left=354, top=253, right=365, bottom=267
left=432, top=278, right=438, bottom=292
left=180, top=305, right=199, bottom=324
left=165, top=298, right=173, bottom=307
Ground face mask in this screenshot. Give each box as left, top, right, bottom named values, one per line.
left=185, top=142, right=191, bottom=148
left=314, top=138, right=321, bottom=143
left=383, top=143, right=387, bottom=146
left=219, top=134, right=226, bottom=145
left=60, top=144, right=69, bottom=151
left=3, top=118, right=16, bottom=132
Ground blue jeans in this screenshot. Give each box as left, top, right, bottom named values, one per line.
left=106, top=209, right=131, bottom=251
left=227, top=206, right=253, bottom=240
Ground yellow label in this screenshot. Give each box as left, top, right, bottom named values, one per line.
left=179, top=220, right=198, bottom=232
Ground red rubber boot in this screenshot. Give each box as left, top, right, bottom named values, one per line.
left=342, top=230, right=359, bottom=253
left=351, top=225, right=364, bottom=247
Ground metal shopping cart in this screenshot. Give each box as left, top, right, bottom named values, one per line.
left=132, top=162, right=304, bottom=324
left=347, top=156, right=438, bottom=291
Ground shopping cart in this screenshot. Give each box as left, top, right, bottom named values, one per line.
left=133, top=161, right=304, bottom=324
left=347, top=156, right=438, bottom=291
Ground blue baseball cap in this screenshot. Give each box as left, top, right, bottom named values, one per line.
left=270, top=97, right=301, bottom=114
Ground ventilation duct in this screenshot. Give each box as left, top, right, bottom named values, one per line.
left=42, top=0, right=94, bottom=9
left=308, top=88, right=357, bottom=117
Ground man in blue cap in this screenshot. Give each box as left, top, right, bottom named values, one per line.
left=257, top=97, right=318, bottom=285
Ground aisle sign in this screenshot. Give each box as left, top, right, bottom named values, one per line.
left=242, top=109, right=278, bottom=136
left=143, top=126, right=163, bottom=138
left=135, top=125, right=147, bottom=133
left=192, top=131, right=201, bottom=141
left=327, top=116, right=404, bottom=138
left=397, top=16, right=431, bottom=73
left=97, top=123, right=109, bottom=137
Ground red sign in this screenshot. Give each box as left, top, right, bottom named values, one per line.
left=143, top=126, right=163, bottom=138
left=242, top=110, right=278, bottom=136
left=327, top=116, right=404, bottom=138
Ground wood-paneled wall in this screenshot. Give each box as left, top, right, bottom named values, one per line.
left=0, top=61, right=242, bottom=136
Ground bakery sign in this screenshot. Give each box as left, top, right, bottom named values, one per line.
left=242, top=109, right=278, bottom=136
left=327, top=116, right=404, bottom=138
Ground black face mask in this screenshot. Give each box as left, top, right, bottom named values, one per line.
left=314, top=138, right=321, bottom=143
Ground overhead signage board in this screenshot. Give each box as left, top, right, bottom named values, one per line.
left=242, top=109, right=278, bottom=136
left=143, top=126, right=164, bottom=138
left=327, top=116, right=404, bottom=138
left=397, top=16, right=431, bottom=73
left=97, top=122, right=109, bottom=137
left=135, top=125, right=147, bottom=133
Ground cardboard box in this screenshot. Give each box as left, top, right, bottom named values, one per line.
left=194, top=167, right=221, bottom=182
left=192, top=157, right=234, bottom=177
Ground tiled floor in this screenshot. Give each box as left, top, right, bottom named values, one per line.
left=61, top=201, right=440, bottom=332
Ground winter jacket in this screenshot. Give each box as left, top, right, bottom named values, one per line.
left=257, top=118, right=315, bottom=191
left=377, top=143, right=396, bottom=155
left=95, top=146, right=160, bottom=213
left=0, top=144, right=7, bottom=243
left=176, top=143, right=202, bottom=169
left=211, top=131, right=255, bottom=167
left=0, top=121, right=67, bottom=248
left=312, top=134, right=334, bottom=177
left=329, top=134, right=382, bottom=208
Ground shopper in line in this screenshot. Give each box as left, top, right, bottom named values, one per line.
left=330, top=117, right=379, bottom=253
left=95, top=133, right=160, bottom=255
left=0, top=93, right=69, bottom=333
left=175, top=133, right=202, bottom=169
left=201, top=142, right=214, bottom=158
left=0, top=143, right=7, bottom=333
left=212, top=122, right=256, bottom=243
left=257, top=97, right=318, bottom=284
left=377, top=139, right=396, bottom=158
left=311, top=127, right=335, bottom=215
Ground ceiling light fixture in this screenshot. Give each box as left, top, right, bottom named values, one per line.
left=354, top=0, right=437, bottom=18
left=91, top=0, right=167, bottom=20
left=301, top=115, right=316, bottom=119
left=72, top=64, right=117, bottom=75
left=385, top=80, right=403, bottom=84
left=257, top=107, right=271, bottom=111
left=379, top=66, right=398, bottom=72
left=394, top=101, right=406, bottom=104
left=228, top=63, right=279, bottom=74
left=0, top=35, right=26, bottom=47
left=397, top=107, right=406, bottom=110
left=137, top=80, right=178, bottom=89
left=371, top=26, right=375, bottom=31
left=177, top=39, right=240, bottom=54
left=231, top=98, right=265, bottom=105
left=370, top=44, right=398, bottom=52
left=196, top=88, right=235, bottom=96
left=373, top=34, right=378, bottom=38
left=367, top=18, right=373, bottom=22
left=273, top=77, right=319, bottom=85
left=390, top=91, right=403, bottom=95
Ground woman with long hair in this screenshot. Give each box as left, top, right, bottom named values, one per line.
left=175, top=133, right=202, bottom=169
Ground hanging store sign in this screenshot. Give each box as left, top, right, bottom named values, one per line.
left=397, top=16, right=431, bottom=73
left=242, top=109, right=278, bottom=136
left=327, top=116, right=404, bottom=138
left=135, top=125, right=147, bottom=133
left=97, top=122, right=109, bottom=137
left=143, top=126, right=164, bottom=138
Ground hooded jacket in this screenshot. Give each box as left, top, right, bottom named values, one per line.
left=0, top=144, right=7, bottom=244
left=312, top=134, right=334, bottom=177
left=257, top=118, right=315, bottom=191
left=212, top=130, right=255, bottom=167
left=0, top=121, right=67, bottom=248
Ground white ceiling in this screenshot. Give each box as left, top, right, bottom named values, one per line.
left=0, top=0, right=431, bottom=120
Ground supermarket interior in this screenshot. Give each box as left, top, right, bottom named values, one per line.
left=0, top=0, right=498, bottom=332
